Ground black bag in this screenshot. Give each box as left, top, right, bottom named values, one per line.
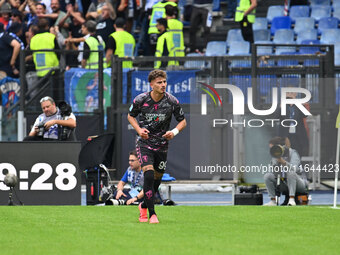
left=85, top=166, right=109, bottom=205
left=234, top=193, right=263, bottom=205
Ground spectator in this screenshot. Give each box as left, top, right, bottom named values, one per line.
left=38, top=0, right=71, bottom=39
left=57, top=4, right=84, bottom=40
left=115, top=0, right=140, bottom=33
left=0, top=22, right=20, bottom=77
left=147, top=0, right=177, bottom=56
left=59, top=4, right=85, bottom=69
left=10, top=9, right=23, bottom=25
left=8, top=0, right=20, bottom=9
left=0, top=3, right=12, bottom=29
left=72, top=23, right=89, bottom=66
left=25, top=96, right=76, bottom=141
left=85, top=0, right=107, bottom=20
left=30, top=19, right=63, bottom=101
left=136, top=0, right=158, bottom=55
left=8, top=9, right=26, bottom=47
left=154, top=18, right=169, bottom=68
left=106, top=17, right=135, bottom=68
left=25, top=2, right=47, bottom=28
left=95, top=2, right=116, bottom=45
left=57, top=0, right=76, bottom=13
left=81, top=20, right=106, bottom=69
left=154, top=16, right=183, bottom=68
left=223, top=0, right=236, bottom=20
left=80, top=0, right=91, bottom=14
left=264, top=136, right=308, bottom=206
left=108, top=150, right=144, bottom=205
left=188, top=0, right=213, bottom=52
left=165, top=5, right=184, bottom=57
left=24, top=0, right=52, bottom=13
left=25, top=23, right=38, bottom=48
left=30, top=18, right=60, bottom=77
left=234, top=0, right=257, bottom=43
left=7, top=22, right=24, bottom=76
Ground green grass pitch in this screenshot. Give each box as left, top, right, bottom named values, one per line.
left=1, top=206, right=339, bottom=255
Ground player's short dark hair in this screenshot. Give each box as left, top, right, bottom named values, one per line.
left=129, top=150, right=138, bottom=158
left=85, top=20, right=96, bottom=33
left=156, top=18, right=167, bottom=29
left=165, top=5, right=176, bottom=17
left=269, top=136, right=286, bottom=146
left=148, top=69, right=167, bottom=83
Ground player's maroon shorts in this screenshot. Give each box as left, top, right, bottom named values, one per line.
left=136, top=145, right=168, bottom=173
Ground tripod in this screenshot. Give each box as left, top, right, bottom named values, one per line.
left=275, top=173, right=281, bottom=206
left=8, top=187, right=14, bottom=206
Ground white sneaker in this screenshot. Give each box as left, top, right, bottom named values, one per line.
left=264, top=200, right=277, bottom=206
left=288, top=198, right=296, bottom=206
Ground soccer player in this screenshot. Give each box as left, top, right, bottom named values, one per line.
left=127, top=69, right=186, bottom=224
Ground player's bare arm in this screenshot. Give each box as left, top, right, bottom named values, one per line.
left=127, top=114, right=150, bottom=139
left=162, top=119, right=187, bottom=140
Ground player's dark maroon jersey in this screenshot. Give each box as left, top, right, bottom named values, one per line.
left=129, top=92, right=185, bottom=152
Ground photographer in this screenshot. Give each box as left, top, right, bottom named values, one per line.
left=264, top=137, right=308, bottom=206
left=106, top=150, right=144, bottom=206
left=25, top=96, right=76, bottom=141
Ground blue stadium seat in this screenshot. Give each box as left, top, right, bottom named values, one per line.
left=333, top=8, right=340, bottom=20
left=267, top=6, right=285, bottom=22
left=273, top=29, right=295, bottom=44
left=253, top=17, right=268, bottom=30
left=320, top=29, right=340, bottom=44
left=254, top=29, right=271, bottom=42
left=229, top=60, right=252, bottom=68
left=213, top=0, right=221, bottom=12
left=257, top=75, right=277, bottom=103
left=333, top=0, right=340, bottom=9
left=299, top=40, right=321, bottom=66
left=289, top=5, right=310, bottom=22
left=335, top=42, right=340, bottom=54
left=311, top=5, right=331, bottom=21
left=317, top=17, right=339, bottom=34
left=226, top=29, right=244, bottom=46
left=255, top=41, right=275, bottom=67
left=205, top=41, right=227, bottom=56
left=334, top=42, right=340, bottom=66
left=299, top=39, right=321, bottom=54
left=310, top=0, right=331, bottom=5
left=228, top=41, right=251, bottom=67
left=296, top=29, right=318, bottom=44
left=294, top=17, right=315, bottom=34
left=255, top=41, right=274, bottom=55
left=228, top=41, right=250, bottom=55
left=275, top=46, right=296, bottom=55
left=184, top=53, right=206, bottom=69
left=270, top=16, right=292, bottom=35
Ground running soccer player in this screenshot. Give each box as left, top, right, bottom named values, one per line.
left=127, top=69, right=186, bottom=224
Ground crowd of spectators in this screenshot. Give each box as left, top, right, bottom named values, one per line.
left=0, top=0, right=216, bottom=78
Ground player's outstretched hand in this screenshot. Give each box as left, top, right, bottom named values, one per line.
left=162, top=131, right=175, bottom=140
left=139, top=128, right=150, bottom=139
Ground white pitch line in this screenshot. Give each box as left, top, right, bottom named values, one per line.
left=177, top=201, right=232, bottom=204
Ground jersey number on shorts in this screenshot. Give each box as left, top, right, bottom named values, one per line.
left=158, top=161, right=167, bottom=170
